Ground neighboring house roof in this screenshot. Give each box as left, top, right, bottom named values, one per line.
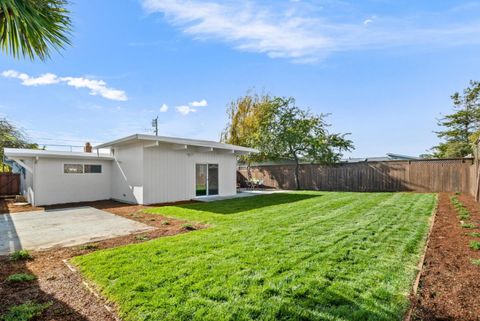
left=4, top=148, right=114, bottom=160
left=342, top=153, right=419, bottom=163
left=95, top=134, right=258, bottom=154
left=385, top=153, right=419, bottom=160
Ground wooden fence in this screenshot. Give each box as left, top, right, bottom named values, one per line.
left=0, top=173, right=20, bottom=196
left=238, top=158, right=477, bottom=194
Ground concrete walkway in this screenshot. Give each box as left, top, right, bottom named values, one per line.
left=195, top=190, right=285, bottom=202
left=0, top=206, right=154, bottom=255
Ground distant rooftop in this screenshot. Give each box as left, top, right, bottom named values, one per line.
left=342, top=153, right=419, bottom=163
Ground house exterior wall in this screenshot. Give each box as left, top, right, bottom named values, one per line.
left=33, top=158, right=112, bottom=206
left=9, top=139, right=240, bottom=206
left=19, top=159, right=34, bottom=204
left=143, top=143, right=237, bottom=204
left=111, top=143, right=144, bottom=204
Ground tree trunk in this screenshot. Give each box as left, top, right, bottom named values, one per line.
left=293, top=155, right=301, bottom=190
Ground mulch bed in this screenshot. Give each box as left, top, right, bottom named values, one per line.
left=0, top=199, right=203, bottom=321
left=411, top=193, right=480, bottom=321
left=0, top=198, right=44, bottom=213
left=4, top=194, right=480, bottom=320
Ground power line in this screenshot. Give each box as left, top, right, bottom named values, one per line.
left=32, top=137, right=101, bottom=144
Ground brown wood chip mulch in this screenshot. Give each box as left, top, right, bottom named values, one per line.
left=411, top=193, right=480, bottom=321
left=0, top=199, right=203, bottom=321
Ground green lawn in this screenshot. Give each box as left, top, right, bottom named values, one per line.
left=72, top=192, right=436, bottom=321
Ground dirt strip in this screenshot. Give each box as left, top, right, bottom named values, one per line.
left=411, top=193, right=480, bottom=321
left=0, top=200, right=203, bottom=321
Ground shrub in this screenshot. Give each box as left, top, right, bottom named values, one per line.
left=469, top=241, right=480, bottom=250
left=1, top=301, right=51, bottom=321
left=450, top=196, right=470, bottom=220
left=467, top=232, right=480, bottom=237
left=461, top=223, right=477, bottom=229
left=79, top=244, right=98, bottom=250
left=6, top=273, right=37, bottom=283
left=135, top=235, right=149, bottom=241
left=161, top=220, right=170, bottom=226
left=181, top=223, right=196, bottom=231
left=471, top=258, right=480, bottom=266
left=9, top=250, right=32, bottom=261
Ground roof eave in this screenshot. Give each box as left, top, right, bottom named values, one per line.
left=95, top=134, right=259, bottom=153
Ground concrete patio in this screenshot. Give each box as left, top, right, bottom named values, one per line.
left=0, top=206, right=154, bottom=255
left=194, top=189, right=285, bottom=202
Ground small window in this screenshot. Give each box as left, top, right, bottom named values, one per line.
left=64, top=164, right=83, bottom=174
left=84, top=164, right=102, bottom=173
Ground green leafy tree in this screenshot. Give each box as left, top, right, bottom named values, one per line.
left=0, top=0, right=71, bottom=60
left=432, top=81, right=480, bottom=158
left=0, top=119, right=38, bottom=170
left=259, top=97, right=354, bottom=189
left=221, top=91, right=276, bottom=163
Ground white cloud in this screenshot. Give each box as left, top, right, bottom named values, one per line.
left=174, top=99, right=207, bottom=115
left=2, top=70, right=60, bottom=86
left=160, top=103, right=169, bottom=112
left=176, top=105, right=197, bottom=115
left=141, top=0, right=480, bottom=63
left=60, top=77, right=127, bottom=101
left=189, top=99, right=208, bottom=107
left=2, top=70, right=127, bottom=101
left=142, top=0, right=330, bottom=62
left=363, top=19, right=373, bottom=26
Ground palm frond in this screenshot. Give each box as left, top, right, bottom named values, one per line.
left=0, top=0, right=71, bottom=61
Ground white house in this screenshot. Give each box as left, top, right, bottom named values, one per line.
left=4, top=134, right=257, bottom=206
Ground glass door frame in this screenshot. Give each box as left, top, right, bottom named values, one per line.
left=195, top=163, right=219, bottom=197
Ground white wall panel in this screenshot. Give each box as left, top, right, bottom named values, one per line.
left=34, top=158, right=112, bottom=206
left=111, top=143, right=144, bottom=204
left=143, top=143, right=237, bottom=204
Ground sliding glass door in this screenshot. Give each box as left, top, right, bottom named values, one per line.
left=208, top=164, right=219, bottom=195
left=195, top=163, right=218, bottom=196
left=195, top=164, right=207, bottom=196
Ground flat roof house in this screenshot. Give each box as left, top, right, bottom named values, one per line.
left=4, top=134, right=257, bottom=206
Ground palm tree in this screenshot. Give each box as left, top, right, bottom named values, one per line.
left=0, top=0, right=71, bottom=61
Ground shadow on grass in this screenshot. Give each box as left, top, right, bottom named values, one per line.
left=273, top=285, right=400, bottom=321
left=171, top=192, right=322, bottom=215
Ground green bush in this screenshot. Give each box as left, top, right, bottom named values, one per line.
left=9, top=250, right=32, bottom=261
left=135, top=235, right=149, bottom=241
left=6, top=273, right=37, bottom=283
left=79, top=244, right=98, bottom=250
left=467, top=232, right=480, bottom=237
left=1, top=301, right=51, bottom=321
left=181, top=223, right=196, bottom=231
left=450, top=196, right=471, bottom=220
left=471, top=258, right=480, bottom=266
left=469, top=241, right=480, bottom=250
left=461, top=223, right=477, bottom=229
left=161, top=220, right=170, bottom=225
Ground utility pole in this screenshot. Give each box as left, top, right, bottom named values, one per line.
left=152, top=116, right=158, bottom=136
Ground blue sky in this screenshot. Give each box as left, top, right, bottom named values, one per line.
left=1, top=0, right=480, bottom=157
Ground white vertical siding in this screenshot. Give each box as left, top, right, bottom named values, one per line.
left=143, top=143, right=237, bottom=204
left=12, top=140, right=239, bottom=206
left=111, top=143, right=144, bottom=204
left=34, top=158, right=112, bottom=206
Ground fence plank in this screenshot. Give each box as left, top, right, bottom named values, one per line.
left=0, top=173, right=20, bottom=196
left=238, top=159, right=475, bottom=194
